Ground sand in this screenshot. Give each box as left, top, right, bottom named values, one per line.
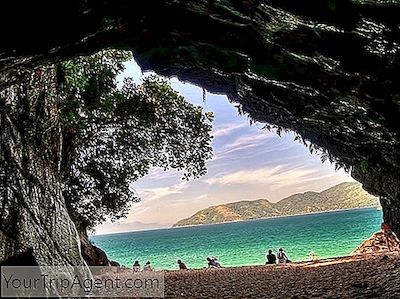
left=163, top=252, right=400, bottom=298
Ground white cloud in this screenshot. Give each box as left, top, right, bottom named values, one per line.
left=137, top=181, right=189, bottom=202
left=166, top=193, right=210, bottom=208
left=194, top=194, right=209, bottom=200
left=144, top=168, right=181, bottom=180
left=212, top=132, right=275, bottom=161
left=206, top=165, right=339, bottom=190
left=212, top=123, right=247, bottom=138
left=129, top=203, right=151, bottom=216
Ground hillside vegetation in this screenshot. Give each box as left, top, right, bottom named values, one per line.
left=173, top=182, right=379, bottom=227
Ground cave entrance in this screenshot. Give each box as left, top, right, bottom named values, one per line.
left=90, top=57, right=385, bottom=270
left=0, top=248, right=37, bottom=266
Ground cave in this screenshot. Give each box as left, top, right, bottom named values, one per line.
left=0, top=248, right=37, bottom=266
left=0, top=0, right=399, bottom=267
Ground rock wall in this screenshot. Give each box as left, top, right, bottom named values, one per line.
left=352, top=230, right=400, bottom=254
left=0, top=75, right=88, bottom=272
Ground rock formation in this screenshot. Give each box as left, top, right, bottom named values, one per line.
left=352, top=231, right=400, bottom=254
left=0, top=0, right=400, bottom=264
left=0, top=72, right=90, bottom=289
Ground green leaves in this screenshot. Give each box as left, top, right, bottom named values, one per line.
left=1, top=49, right=213, bottom=230
left=56, top=50, right=213, bottom=229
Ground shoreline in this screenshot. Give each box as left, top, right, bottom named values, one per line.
left=93, top=205, right=382, bottom=236
left=171, top=205, right=380, bottom=229
left=161, top=251, right=388, bottom=272
left=93, top=206, right=380, bottom=237
left=99, top=252, right=400, bottom=298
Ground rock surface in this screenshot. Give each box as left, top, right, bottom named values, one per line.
left=0, top=113, right=86, bottom=268
left=0, top=63, right=89, bottom=280
left=81, top=240, right=110, bottom=267
left=352, top=230, right=400, bottom=254
left=0, top=0, right=400, bottom=263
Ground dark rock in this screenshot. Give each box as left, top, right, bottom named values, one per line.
left=78, top=226, right=111, bottom=266
left=0, top=113, right=88, bottom=268
left=110, top=260, right=121, bottom=267
left=0, top=248, right=37, bottom=266
left=81, top=243, right=110, bottom=267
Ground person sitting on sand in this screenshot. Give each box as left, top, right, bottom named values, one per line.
left=207, top=257, right=222, bottom=268
left=277, top=248, right=290, bottom=264
left=143, top=261, right=155, bottom=271
left=132, top=260, right=141, bottom=272
left=266, top=249, right=277, bottom=264
left=177, top=259, right=188, bottom=270
left=381, top=222, right=400, bottom=252
left=308, top=251, right=317, bottom=261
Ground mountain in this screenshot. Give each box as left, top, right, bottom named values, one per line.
left=173, top=182, right=379, bottom=227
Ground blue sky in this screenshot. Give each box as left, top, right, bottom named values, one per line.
left=95, top=59, right=354, bottom=235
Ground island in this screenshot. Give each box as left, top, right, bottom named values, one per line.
left=173, top=182, right=379, bottom=227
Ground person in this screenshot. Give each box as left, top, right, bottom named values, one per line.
left=132, top=260, right=141, bottom=272
left=177, top=259, right=188, bottom=270
left=277, top=248, right=290, bottom=264
left=381, top=222, right=400, bottom=252
left=308, top=251, right=317, bottom=261
left=207, top=257, right=222, bottom=268
left=266, top=249, right=277, bottom=264
left=143, top=261, right=155, bottom=271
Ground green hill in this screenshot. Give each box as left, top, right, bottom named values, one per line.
left=173, top=182, right=379, bottom=227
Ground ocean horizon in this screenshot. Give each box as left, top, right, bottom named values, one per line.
left=92, top=207, right=382, bottom=270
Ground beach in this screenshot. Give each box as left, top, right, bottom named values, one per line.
left=92, top=208, right=383, bottom=269
left=163, top=252, right=400, bottom=298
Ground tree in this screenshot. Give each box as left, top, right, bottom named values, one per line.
left=1, top=49, right=214, bottom=235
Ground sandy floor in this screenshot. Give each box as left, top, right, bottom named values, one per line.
left=163, top=253, right=400, bottom=298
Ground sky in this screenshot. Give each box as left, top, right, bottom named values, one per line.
left=94, top=59, right=354, bottom=235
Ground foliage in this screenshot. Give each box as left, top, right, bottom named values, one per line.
left=1, top=50, right=214, bottom=230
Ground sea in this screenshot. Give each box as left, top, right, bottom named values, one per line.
left=92, top=207, right=382, bottom=270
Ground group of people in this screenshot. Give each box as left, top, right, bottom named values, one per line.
left=132, top=260, right=155, bottom=272
left=266, top=249, right=317, bottom=264
left=176, top=257, right=223, bottom=269
left=132, top=259, right=189, bottom=271
left=266, top=248, right=291, bottom=264
left=264, top=223, right=400, bottom=265
left=132, top=257, right=222, bottom=271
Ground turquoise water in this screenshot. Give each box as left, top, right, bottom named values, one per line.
left=92, top=208, right=382, bottom=270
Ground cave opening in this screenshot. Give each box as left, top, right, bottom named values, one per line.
left=0, top=248, right=37, bottom=266
left=89, top=56, right=385, bottom=270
